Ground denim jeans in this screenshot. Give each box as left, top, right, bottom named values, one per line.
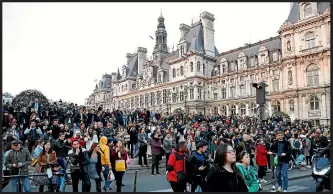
left=102, top=165, right=111, bottom=190
left=123, top=118, right=128, bottom=127
left=57, top=156, right=68, bottom=180
left=276, top=162, right=288, bottom=190
left=11, top=177, right=31, bottom=192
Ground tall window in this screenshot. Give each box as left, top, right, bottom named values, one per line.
left=273, top=52, right=278, bottom=62
left=180, top=46, right=184, bottom=55
left=190, top=89, right=194, bottom=99
left=250, top=83, right=256, bottom=96
left=309, top=96, right=320, bottom=111
left=198, top=88, right=202, bottom=100
left=221, top=105, right=227, bottom=116
left=202, top=64, right=205, bottom=75
left=162, top=89, right=167, bottom=104
left=304, top=4, right=312, bottom=18
left=221, top=88, right=226, bottom=99
left=306, top=64, right=319, bottom=86
left=180, top=91, right=184, bottom=101
left=172, top=93, right=177, bottom=103
left=305, top=32, right=316, bottom=49
left=240, top=104, right=246, bottom=116
left=180, top=66, right=184, bottom=76
left=213, top=93, right=218, bottom=100
left=190, top=62, right=194, bottom=72
left=272, top=79, right=279, bottom=92
left=172, top=68, right=176, bottom=78
left=230, top=87, right=235, bottom=98
left=240, top=85, right=246, bottom=97
left=197, top=61, right=201, bottom=71
left=230, top=105, right=236, bottom=115
left=157, top=74, right=162, bottom=83
left=249, top=103, right=257, bottom=115
left=157, top=91, right=161, bottom=105
left=272, top=101, right=280, bottom=112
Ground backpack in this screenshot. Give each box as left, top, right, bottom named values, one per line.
left=294, top=139, right=301, bottom=149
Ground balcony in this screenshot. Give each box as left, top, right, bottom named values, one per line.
left=300, top=46, right=320, bottom=54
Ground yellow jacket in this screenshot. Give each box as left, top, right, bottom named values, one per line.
left=99, top=136, right=111, bottom=166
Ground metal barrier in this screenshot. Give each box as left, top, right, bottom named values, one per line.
left=2, top=172, right=68, bottom=192
left=133, top=170, right=138, bottom=192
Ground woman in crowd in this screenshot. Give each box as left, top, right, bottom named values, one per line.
left=37, top=141, right=57, bottom=192
left=33, top=139, right=44, bottom=160
left=206, top=144, right=248, bottom=192
left=85, top=127, right=99, bottom=150
left=151, top=132, right=162, bottom=175
left=256, top=138, right=268, bottom=183
left=163, top=132, right=174, bottom=170
left=83, top=143, right=102, bottom=192
left=111, top=140, right=128, bottom=192
left=236, top=150, right=259, bottom=192
left=138, top=128, right=148, bottom=166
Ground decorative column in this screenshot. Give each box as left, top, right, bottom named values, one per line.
left=235, top=103, right=239, bottom=114
left=245, top=102, right=249, bottom=115
left=321, top=92, right=327, bottom=118
left=301, top=94, right=307, bottom=119
left=226, top=105, right=230, bottom=116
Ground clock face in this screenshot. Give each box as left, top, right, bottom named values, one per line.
left=154, top=55, right=158, bottom=60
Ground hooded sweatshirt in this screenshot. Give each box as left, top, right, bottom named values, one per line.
left=99, top=136, right=111, bottom=166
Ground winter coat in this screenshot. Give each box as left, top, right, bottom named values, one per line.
left=256, top=144, right=268, bottom=167
left=5, top=147, right=31, bottom=175
left=236, top=163, right=259, bottom=192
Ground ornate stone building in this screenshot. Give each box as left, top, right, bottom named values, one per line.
left=86, top=2, right=330, bottom=124
left=86, top=73, right=113, bottom=110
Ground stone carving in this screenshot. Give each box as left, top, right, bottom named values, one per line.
left=287, top=40, right=291, bottom=51
left=288, top=70, right=293, bottom=85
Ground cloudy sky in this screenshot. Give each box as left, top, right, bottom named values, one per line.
left=3, top=2, right=291, bottom=104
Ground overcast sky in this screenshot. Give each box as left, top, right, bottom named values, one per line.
left=3, top=2, right=291, bottom=105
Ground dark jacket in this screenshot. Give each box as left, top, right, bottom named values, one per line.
left=151, top=138, right=162, bottom=155
left=54, top=139, right=71, bottom=158
left=270, top=139, right=292, bottom=163
left=5, top=147, right=31, bottom=176
left=68, top=148, right=87, bottom=172
left=206, top=165, right=248, bottom=192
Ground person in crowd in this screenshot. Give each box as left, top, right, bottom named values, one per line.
left=163, top=132, right=175, bottom=170
left=99, top=136, right=112, bottom=192
left=50, top=119, right=61, bottom=140
left=101, top=122, right=114, bottom=141
left=190, top=142, right=208, bottom=192
left=128, top=124, right=138, bottom=158
left=24, top=120, right=43, bottom=153
left=84, top=127, right=99, bottom=150
left=167, top=141, right=187, bottom=192
left=5, top=139, right=32, bottom=192
left=138, top=128, right=148, bottom=167
left=54, top=132, right=71, bottom=182
left=68, top=139, right=90, bottom=192
left=255, top=138, right=268, bottom=183
left=42, top=127, right=56, bottom=149
left=270, top=131, right=292, bottom=192
left=301, top=134, right=312, bottom=168
left=151, top=132, right=162, bottom=176
left=111, top=140, right=128, bottom=192
left=236, top=150, right=259, bottom=192
left=37, top=141, right=57, bottom=192
left=83, top=143, right=102, bottom=192
left=33, top=139, right=44, bottom=160
left=205, top=144, right=248, bottom=192
left=70, top=130, right=86, bottom=147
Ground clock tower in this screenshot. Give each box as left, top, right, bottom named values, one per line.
left=152, top=13, right=168, bottom=65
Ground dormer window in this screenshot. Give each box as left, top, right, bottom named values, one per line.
left=190, top=62, right=194, bottom=72
left=202, top=64, right=205, bottom=75
left=172, top=68, right=176, bottom=78
left=180, top=66, right=184, bottom=75
left=273, top=52, right=278, bottom=62
left=180, top=45, right=184, bottom=56
left=304, top=4, right=312, bottom=18
left=305, top=32, right=316, bottom=49
left=158, top=74, right=162, bottom=83
left=221, top=64, right=226, bottom=73
left=197, top=61, right=201, bottom=71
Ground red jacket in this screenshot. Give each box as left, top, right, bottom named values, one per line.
left=256, top=144, right=268, bottom=166
left=70, top=136, right=86, bottom=148
left=167, top=150, right=186, bottom=182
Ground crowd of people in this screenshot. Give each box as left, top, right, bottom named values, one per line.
left=2, top=97, right=331, bottom=192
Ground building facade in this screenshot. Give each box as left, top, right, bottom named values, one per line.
left=86, top=74, right=113, bottom=110
left=86, top=2, right=330, bottom=124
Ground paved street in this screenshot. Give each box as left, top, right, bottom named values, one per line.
left=3, top=168, right=314, bottom=192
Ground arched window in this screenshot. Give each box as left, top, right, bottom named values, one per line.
left=230, top=105, right=236, bottom=115
left=221, top=64, right=226, bottom=73
left=221, top=105, right=227, bottom=116
left=249, top=103, right=257, bottom=116
left=197, top=61, right=201, bottom=71
left=180, top=46, right=184, bottom=55
left=309, top=96, right=320, bottom=111
left=180, top=66, right=184, bottom=76
left=121, top=85, right=124, bottom=92
left=190, top=62, right=194, bottom=72
left=272, top=101, right=281, bottom=113
left=305, top=32, right=316, bottom=49
left=240, top=104, right=246, bottom=116
left=306, top=64, right=319, bottom=86
left=172, top=68, right=176, bottom=78
left=304, top=4, right=312, bottom=18
left=213, top=107, right=218, bottom=114
left=202, top=64, right=205, bottom=75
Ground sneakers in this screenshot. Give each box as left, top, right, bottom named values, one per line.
left=259, top=179, right=268, bottom=183
left=277, top=187, right=282, bottom=192
left=283, top=190, right=288, bottom=192
left=156, top=173, right=161, bottom=176
left=306, top=165, right=311, bottom=168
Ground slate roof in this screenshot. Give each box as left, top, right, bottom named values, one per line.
left=287, top=2, right=330, bottom=24
left=101, top=74, right=112, bottom=89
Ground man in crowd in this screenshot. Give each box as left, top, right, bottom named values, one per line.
left=167, top=141, right=187, bottom=192
left=24, top=120, right=43, bottom=153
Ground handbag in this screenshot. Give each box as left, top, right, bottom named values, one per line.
left=115, top=160, right=126, bottom=172
left=30, top=157, right=38, bottom=167
left=31, top=164, right=49, bottom=186
left=274, top=155, right=279, bottom=166
left=107, top=171, right=115, bottom=181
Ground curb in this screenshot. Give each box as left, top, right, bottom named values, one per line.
left=262, top=174, right=311, bottom=186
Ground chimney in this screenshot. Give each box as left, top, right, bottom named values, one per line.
left=137, top=47, right=147, bottom=75
left=201, top=11, right=216, bottom=57
left=179, top=23, right=191, bottom=41
left=111, top=72, right=117, bottom=82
